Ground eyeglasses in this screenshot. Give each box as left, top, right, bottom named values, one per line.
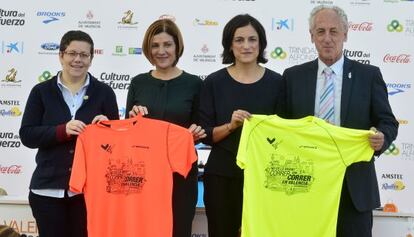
left=63, top=51, right=91, bottom=59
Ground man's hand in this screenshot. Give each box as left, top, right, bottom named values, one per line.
left=369, top=127, right=384, bottom=151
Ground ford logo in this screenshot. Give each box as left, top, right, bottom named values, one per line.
left=41, top=43, right=60, bottom=51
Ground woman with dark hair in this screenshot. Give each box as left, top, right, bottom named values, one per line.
left=199, top=14, right=284, bottom=237
left=19, top=30, right=119, bottom=237
left=126, top=19, right=205, bottom=237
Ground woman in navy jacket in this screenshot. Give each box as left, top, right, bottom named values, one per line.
left=19, top=30, right=119, bottom=237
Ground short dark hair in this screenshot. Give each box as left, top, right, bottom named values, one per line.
left=142, top=19, right=184, bottom=66
left=222, top=14, right=268, bottom=64
left=59, top=30, right=94, bottom=58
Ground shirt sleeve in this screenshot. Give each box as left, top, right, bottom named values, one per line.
left=69, top=134, right=87, bottom=193
left=236, top=117, right=253, bottom=170
left=330, top=126, right=375, bottom=166
left=167, top=123, right=197, bottom=177
left=199, top=76, right=216, bottom=145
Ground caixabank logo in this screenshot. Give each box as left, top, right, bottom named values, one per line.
left=0, top=131, right=21, bottom=148
left=271, top=18, right=294, bottom=31
left=381, top=173, right=406, bottom=191
left=119, top=107, right=126, bottom=119
left=0, top=8, right=26, bottom=26
left=1, top=41, right=24, bottom=54
left=36, top=11, right=65, bottom=24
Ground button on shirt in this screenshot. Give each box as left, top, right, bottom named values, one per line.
left=31, top=72, right=90, bottom=198
left=314, top=56, right=344, bottom=126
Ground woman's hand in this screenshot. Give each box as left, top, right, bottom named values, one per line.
left=188, top=124, right=207, bottom=141
left=66, top=120, right=86, bottom=136
left=228, top=109, right=252, bottom=131
left=91, top=114, right=109, bottom=124
left=129, top=105, right=148, bottom=117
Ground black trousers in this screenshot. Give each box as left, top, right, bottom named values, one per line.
left=29, top=191, right=87, bottom=237
left=203, top=174, right=243, bottom=237
left=172, top=162, right=198, bottom=237
left=337, top=180, right=373, bottom=237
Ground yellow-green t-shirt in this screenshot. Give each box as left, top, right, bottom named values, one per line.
left=237, top=115, right=374, bottom=237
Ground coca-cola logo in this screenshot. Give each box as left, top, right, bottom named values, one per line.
left=0, top=164, right=22, bottom=174
left=348, top=22, right=373, bottom=31
left=383, top=54, right=411, bottom=63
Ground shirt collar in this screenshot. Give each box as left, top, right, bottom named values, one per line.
left=317, top=55, right=344, bottom=77
left=57, top=72, right=90, bottom=90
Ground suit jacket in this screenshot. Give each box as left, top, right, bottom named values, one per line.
left=282, top=57, right=398, bottom=211
left=20, top=73, right=119, bottom=189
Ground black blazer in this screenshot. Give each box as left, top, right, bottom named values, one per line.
left=282, top=57, right=398, bottom=211
left=20, top=73, right=119, bottom=189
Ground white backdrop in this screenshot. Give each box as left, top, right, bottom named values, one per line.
left=1, top=0, right=413, bottom=220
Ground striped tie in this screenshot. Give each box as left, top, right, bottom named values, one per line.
left=319, top=67, right=335, bottom=124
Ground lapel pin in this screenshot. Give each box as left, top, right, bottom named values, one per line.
left=83, top=95, right=89, bottom=100
left=348, top=72, right=352, bottom=79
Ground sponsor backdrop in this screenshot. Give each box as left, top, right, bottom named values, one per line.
left=1, top=0, right=413, bottom=235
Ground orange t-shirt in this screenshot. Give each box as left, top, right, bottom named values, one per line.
left=69, top=116, right=197, bottom=237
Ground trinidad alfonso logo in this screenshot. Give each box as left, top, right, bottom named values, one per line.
left=264, top=154, right=314, bottom=195
left=38, top=71, right=52, bottom=83
left=387, top=20, right=403, bottom=32
left=270, top=47, right=287, bottom=60
left=384, top=143, right=400, bottom=155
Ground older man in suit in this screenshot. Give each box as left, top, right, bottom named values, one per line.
left=282, top=5, right=398, bottom=237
